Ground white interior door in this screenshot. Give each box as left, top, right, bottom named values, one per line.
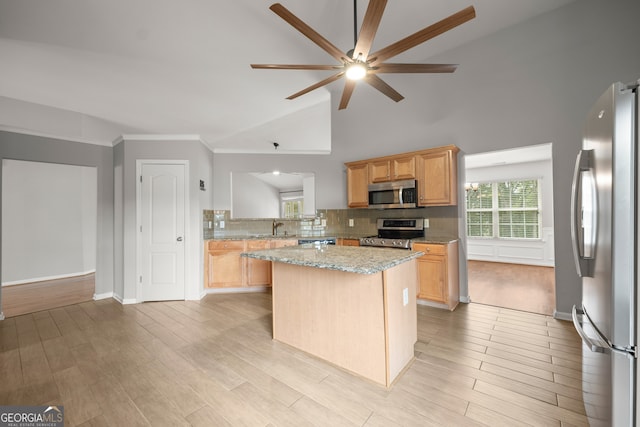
left=140, top=163, right=186, bottom=301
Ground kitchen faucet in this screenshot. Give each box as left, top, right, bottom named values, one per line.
left=272, top=220, right=284, bottom=236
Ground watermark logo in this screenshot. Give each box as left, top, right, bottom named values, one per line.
left=0, top=405, right=64, bottom=427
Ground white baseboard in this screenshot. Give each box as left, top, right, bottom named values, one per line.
left=205, top=286, right=269, bottom=295
left=113, top=294, right=138, bottom=305
left=459, top=295, right=471, bottom=303
left=553, top=310, right=572, bottom=321
left=93, top=292, right=114, bottom=301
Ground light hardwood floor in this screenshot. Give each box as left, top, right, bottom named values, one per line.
left=468, top=261, right=556, bottom=315
left=0, top=293, right=587, bottom=426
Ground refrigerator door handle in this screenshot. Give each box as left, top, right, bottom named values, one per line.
left=572, top=305, right=610, bottom=354
left=570, top=149, right=596, bottom=277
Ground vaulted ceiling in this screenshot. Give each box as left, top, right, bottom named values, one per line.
left=0, top=0, right=575, bottom=152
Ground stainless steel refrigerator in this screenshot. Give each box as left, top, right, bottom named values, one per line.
left=571, top=80, right=639, bottom=426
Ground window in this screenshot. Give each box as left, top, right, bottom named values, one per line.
left=281, top=191, right=304, bottom=219
left=466, top=179, right=540, bottom=239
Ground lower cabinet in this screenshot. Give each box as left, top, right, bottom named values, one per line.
left=245, top=240, right=271, bottom=286
left=205, top=239, right=298, bottom=289
left=412, top=241, right=459, bottom=310
left=206, top=240, right=245, bottom=288
left=338, top=238, right=360, bottom=247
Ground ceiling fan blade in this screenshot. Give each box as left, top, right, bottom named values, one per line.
left=286, top=72, right=345, bottom=100
left=368, top=6, right=476, bottom=65
left=372, top=63, right=458, bottom=73
left=364, top=74, right=404, bottom=102
left=352, top=0, right=387, bottom=61
left=338, top=80, right=357, bottom=110
left=270, top=3, right=348, bottom=63
left=251, top=64, right=342, bottom=70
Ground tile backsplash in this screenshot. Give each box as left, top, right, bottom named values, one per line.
left=203, top=207, right=459, bottom=240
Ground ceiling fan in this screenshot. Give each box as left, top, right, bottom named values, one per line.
left=251, top=0, right=476, bottom=110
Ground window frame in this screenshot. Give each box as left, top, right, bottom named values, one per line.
left=466, top=178, right=542, bottom=240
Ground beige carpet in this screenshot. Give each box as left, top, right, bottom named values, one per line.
left=467, top=260, right=556, bottom=315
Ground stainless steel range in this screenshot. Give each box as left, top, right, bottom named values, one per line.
left=359, top=218, right=425, bottom=249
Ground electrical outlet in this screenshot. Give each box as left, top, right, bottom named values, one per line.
left=208, top=221, right=212, bottom=229
left=348, top=218, right=354, bottom=227
left=403, top=288, right=409, bottom=306
left=219, top=220, right=225, bottom=229
left=423, top=218, right=429, bottom=228
left=321, top=219, right=327, bottom=227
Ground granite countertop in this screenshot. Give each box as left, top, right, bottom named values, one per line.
left=242, top=244, right=423, bottom=275
left=411, top=236, right=459, bottom=244
left=206, top=233, right=373, bottom=241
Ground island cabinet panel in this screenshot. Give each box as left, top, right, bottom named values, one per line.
left=271, top=259, right=417, bottom=387
left=207, top=240, right=245, bottom=288
left=416, top=148, right=458, bottom=206
left=346, top=163, right=369, bottom=208
left=413, top=241, right=459, bottom=310
left=245, top=240, right=271, bottom=286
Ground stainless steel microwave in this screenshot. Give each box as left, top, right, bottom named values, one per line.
left=368, top=179, right=418, bottom=209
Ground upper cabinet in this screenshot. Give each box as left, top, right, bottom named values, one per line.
left=345, top=145, right=459, bottom=208
left=346, top=162, right=369, bottom=208
left=369, top=155, right=416, bottom=183
left=416, top=147, right=459, bottom=206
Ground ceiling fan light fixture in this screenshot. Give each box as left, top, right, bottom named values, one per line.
left=345, top=62, right=367, bottom=80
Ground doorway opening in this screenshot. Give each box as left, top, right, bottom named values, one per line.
left=464, top=144, right=556, bottom=315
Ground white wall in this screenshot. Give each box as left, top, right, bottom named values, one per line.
left=231, top=173, right=280, bottom=218
left=1, top=159, right=97, bottom=284
left=114, top=137, right=214, bottom=303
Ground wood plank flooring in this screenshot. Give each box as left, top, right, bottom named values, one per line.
left=0, top=293, right=587, bottom=426
left=2, top=273, right=95, bottom=318
left=468, top=261, right=556, bottom=315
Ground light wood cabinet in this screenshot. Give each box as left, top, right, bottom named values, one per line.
left=346, top=163, right=369, bottom=208
left=205, top=238, right=300, bottom=289
left=346, top=145, right=458, bottom=208
left=338, top=238, right=360, bottom=246
left=413, top=241, right=459, bottom=310
left=271, top=239, right=298, bottom=249
left=206, top=240, right=244, bottom=288
left=416, top=147, right=458, bottom=206
left=369, top=155, right=416, bottom=183
left=245, top=240, right=271, bottom=286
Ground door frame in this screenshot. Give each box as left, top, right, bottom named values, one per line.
left=135, top=159, right=190, bottom=303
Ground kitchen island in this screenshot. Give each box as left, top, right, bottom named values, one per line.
left=242, top=244, right=422, bottom=387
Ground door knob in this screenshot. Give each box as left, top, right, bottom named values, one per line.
left=177, top=237, right=183, bottom=241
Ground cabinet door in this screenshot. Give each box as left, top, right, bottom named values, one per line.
left=392, top=156, right=416, bottom=180
left=416, top=256, right=446, bottom=302
left=246, top=240, right=271, bottom=286
left=369, top=160, right=391, bottom=183
left=417, top=149, right=457, bottom=206
left=271, top=239, right=298, bottom=248
left=339, top=238, right=360, bottom=246
left=208, top=241, right=244, bottom=288
left=346, top=163, right=369, bottom=208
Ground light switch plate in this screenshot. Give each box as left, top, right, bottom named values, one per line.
left=403, top=288, right=409, bottom=306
